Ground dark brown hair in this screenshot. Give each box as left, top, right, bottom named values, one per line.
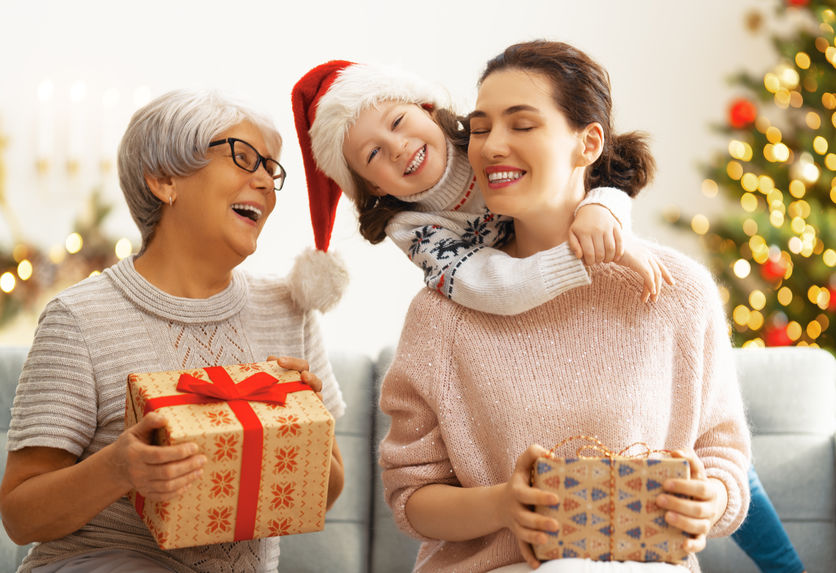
left=479, top=40, right=655, bottom=197
left=354, top=106, right=468, bottom=244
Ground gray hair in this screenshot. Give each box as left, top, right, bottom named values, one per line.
left=117, top=89, right=282, bottom=251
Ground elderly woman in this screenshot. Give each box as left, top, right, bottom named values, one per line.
left=379, top=41, right=750, bottom=573
left=0, top=90, right=345, bottom=572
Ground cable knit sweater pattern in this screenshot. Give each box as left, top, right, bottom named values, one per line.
left=385, top=142, right=633, bottom=315
left=379, top=243, right=750, bottom=573
left=7, top=256, right=345, bottom=573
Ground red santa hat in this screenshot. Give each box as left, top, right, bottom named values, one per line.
left=287, top=60, right=448, bottom=313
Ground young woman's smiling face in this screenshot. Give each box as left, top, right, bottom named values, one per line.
left=468, top=68, right=589, bottom=220
left=342, top=101, right=447, bottom=198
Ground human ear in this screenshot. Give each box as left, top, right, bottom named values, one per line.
left=144, top=173, right=176, bottom=204
left=578, top=123, right=604, bottom=167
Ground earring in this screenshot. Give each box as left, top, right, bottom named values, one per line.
left=169, top=196, right=174, bottom=207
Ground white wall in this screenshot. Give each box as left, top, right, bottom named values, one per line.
left=0, top=0, right=777, bottom=353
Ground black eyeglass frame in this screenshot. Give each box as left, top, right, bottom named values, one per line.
left=208, top=137, right=286, bottom=191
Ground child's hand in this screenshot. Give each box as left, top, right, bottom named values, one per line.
left=655, top=449, right=729, bottom=554
left=568, top=204, right=623, bottom=265
left=497, top=444, right=559, bottom=569
left=615, top=238, right=674, bottom=303
left=268, top=355, right=323, bottom=400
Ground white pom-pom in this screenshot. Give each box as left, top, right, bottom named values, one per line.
left=287, top=248, right=349, bottom=313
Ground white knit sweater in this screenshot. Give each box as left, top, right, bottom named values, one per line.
left=379, top=243, right=750, bottom=573
left=385, top=141, right=633, bottom=315
left=7, top=256, right=345, bottom=573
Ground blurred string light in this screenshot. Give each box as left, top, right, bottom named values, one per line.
left=0, top=272, right=15, bottom=293
left=65, top=232, right=83, bottom=254
left=17, top=259, right=32, bottom=281
left=115, top=238, right=133, bottom=260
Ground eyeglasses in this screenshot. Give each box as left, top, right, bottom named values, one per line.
left=208, top=137, right=286, bottom=191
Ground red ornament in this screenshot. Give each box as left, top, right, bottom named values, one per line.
left=728, top=98, right=758, bottom=129
left=760, top=257, right=787, bottom=282
left=764, top=324, right=793, bottom=347
left=829, top=286, right=836, bottom=312
left=786, top=0, right=809, bottom=6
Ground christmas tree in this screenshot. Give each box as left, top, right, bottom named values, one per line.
left=672, top=0, right=836, bottom=352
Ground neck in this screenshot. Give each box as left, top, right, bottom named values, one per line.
left=134, top=229, right=240, bottom=299
left=510, top=182, right=586, bottom=259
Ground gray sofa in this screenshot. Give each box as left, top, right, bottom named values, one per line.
left=0, top=345, right=833, bottom=572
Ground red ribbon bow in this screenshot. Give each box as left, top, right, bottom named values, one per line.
left=176, top=368, right=311, bottom=405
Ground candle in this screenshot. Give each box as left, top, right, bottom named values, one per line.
left=68, top=80, right=87, bottom=165
left=36, top=79, right=54, bottom=163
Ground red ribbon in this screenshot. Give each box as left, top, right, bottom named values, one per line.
left=134, top=365, right=312, bottom=542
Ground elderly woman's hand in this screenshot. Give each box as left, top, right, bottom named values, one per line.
left=110, top=413, right=206, bottom=501
left=267, top=355, right=323, bottom=397
left=656, top=449, right=729, bottom=554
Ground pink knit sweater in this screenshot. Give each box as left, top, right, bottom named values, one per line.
left=379, top=243, right=751, bottom=573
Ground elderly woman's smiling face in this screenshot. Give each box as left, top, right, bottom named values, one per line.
left=169, top=120, right=278, bottom=261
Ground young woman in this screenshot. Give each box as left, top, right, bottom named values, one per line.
left=378, top=41, right=750, bottom=573
left=0, top=90, right=345, bottom=573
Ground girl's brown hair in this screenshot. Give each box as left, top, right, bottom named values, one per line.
left=353, top=106, right=467, bottom=244
left=479, top=40, right=655, bottom=197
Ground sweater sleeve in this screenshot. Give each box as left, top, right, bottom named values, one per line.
left=302, top=310, right=345, bottom=419
left=386, top=209, right=590, bottom=316
left=685, top=272, right=751, bottom=537
left=575, top=186, right=633, bottom=234
left=7, top=298, right=98, bottom=457
left=378, top=291, right=460, bottom=540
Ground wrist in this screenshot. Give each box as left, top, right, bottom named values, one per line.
left=99, top=442, right=132, bottom=495
left=486, top=483, right=510, bottom=533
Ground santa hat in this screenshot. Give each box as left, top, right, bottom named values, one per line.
left=287, top=60, right=448, bottom=313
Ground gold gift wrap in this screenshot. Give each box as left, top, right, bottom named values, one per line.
left=125, top=361, right=335, bottom=549
left=531, top=440, right=691, bottom=564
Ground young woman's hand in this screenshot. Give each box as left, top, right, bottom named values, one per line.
left=110, top=412, right=205, bottom=501
left=497, top=444, right=560, bottom=569
left=569, top=204, right=623, bottom=265
left=656, top=449, right=729, bottom=553
left=615, top=238, right=675, bottom=302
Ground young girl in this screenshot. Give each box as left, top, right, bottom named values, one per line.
left=291, top=60, right=672, bottom=315
left=377, top=41, right=750, bottom=573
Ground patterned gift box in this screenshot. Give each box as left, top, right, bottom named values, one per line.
left=124, top=361, right=334, bottom=550
left=531, top=438, right=691, bottom=565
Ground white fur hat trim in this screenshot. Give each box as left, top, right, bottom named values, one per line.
left=287, top=247, right=350, bottom=313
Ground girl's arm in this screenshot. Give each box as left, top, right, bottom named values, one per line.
left=387, top=187, right=667, bottom=315
left=386, top=209, right=589, bottom=315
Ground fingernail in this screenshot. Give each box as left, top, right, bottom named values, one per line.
left=188, top=444, right=199, bottom=455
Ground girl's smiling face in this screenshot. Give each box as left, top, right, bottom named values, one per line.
left=342, top=101, right=447, bottom=198
left=467, top=68, right=590, bottom=220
